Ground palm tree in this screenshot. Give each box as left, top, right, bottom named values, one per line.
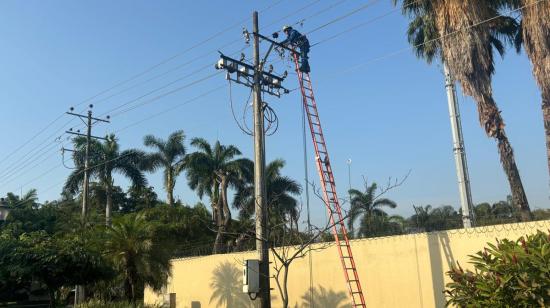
left=103, top=213, right=171, bottom=302
left=233, top=159, right=302, bottom=228
left=348, top=182, right=397, bottom=237
left=500, top=0, right=550, bottom=180
left=185, top=138, right=252, bottom=253
left=143, top=130, right=187, bottom=207
left=2, top=189, right=38, bottom=209
left=412, top=204, right=432, bottom=232
left=64, top=135, right=146, bottom=225
left=395, top=0, right=531, bottom=221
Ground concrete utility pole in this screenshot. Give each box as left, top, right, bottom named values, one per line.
left=214, top=12, right=290, bottom=306
left=65, top=104, right=109, bottom=304
left=444, top=63, right=475, bottom=228
left=252, top=11, right=271, bottom=308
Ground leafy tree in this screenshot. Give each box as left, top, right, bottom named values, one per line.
left=6, top=231, right=111, bottom=307
left=446, top=231, right=550, bottom=307
left=65, top=134, right=147, bottom=225
left=394, top=0, right=531, bottom=221
left=1, top=189, right=38, bottom=209
left=142, top=204, right=215, bottom=258
left=359, top=213, right=405, bottom=237
left=143, top=130, right=186, bottom=207
left=348, top=182, right=397, bottom=237
left=3, top=200, right=78, bottom=237
left=88, top=183, right=128, bottom=216
left=185, top=138, right=251, bottom=253
left=123, top=185, right=159, bottom=213
left=411, top=205, right=461, bottom=232
left=474, top=196, right=519, bottom=226
left=103, top=213, right=171, bottom=302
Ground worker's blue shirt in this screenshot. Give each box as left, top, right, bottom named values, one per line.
left=281, top=29, right=306, bottom=46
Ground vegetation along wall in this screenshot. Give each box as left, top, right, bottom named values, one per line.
left=144, top=219, right=550, bottom=308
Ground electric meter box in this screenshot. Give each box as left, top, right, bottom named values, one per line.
left=243, top=259, right=260, bottom=293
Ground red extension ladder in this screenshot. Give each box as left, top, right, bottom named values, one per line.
left=292, top=54, right=367, bottom=307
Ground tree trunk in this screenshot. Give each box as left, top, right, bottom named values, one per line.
left=233, top=232, right=247, bottom=252
left=213, top=225, right=225, bottom=254
left=124, top=277, right=132, bottom=302
left=219, top=174, right=232, bottom=230
left=520, top=0, right=550, bottom=184
left=48, top=288, right=56, bottom=308
left=477, top=94, right=531, bottom=221
left=496, top=132, right=532, bottom=221
left=433, top=0, right=530, bottom=220
left=167, top=170, right=174, bottom=207
left=105, top=181, right=113, bottom=226
left=282, top=264, right=290, bottom=308
left=213, top=191, right=225, bottom=254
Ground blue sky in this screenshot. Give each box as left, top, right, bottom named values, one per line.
left=0, top=0, right=547, bottom=225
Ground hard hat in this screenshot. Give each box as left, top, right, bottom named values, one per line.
left=282, top=25, right=292, bottom=32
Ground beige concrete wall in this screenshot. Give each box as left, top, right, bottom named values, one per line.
left=145, top=220, right=550, bottom=308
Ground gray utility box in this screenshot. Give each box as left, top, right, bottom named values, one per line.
left=243, top=259, right=260, bottom=294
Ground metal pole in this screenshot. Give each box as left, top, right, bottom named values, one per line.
left=302, top=95, right=314, bottom=306
left=252, top=11, right=271, bottom=308
left=347, top=159, right=352, bottom=235
left=444, top=63, right=475, bottom=228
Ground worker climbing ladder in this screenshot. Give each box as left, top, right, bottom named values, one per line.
left=292, top=53, right=367, bottom=307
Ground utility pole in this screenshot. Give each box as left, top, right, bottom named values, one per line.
left=444, top=63, right=475, bottom=228
left=252, top=11, right=271, bottom=308
left=215, top=12, right=292, bottom=307
left=65, top=104, right=109, bottom=304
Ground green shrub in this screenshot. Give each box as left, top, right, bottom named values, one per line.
left=445, top=230, right=550, bottom=307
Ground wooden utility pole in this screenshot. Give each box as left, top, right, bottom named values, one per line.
left=252, top=11, right=271, bottom=308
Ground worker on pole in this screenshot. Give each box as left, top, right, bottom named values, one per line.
left=280, top=25, right=310, bottom=73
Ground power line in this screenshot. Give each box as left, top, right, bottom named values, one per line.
left=0, top=113, right=64, bottom=170
left=88, top=0, right=343, bottom=113
left=71, top=0, right=286, bottom=111
left=0, top=138, right=62, bottom=181
left=110, top=71, right=223, bottom=117
left=0, top=142, right=62, bottom=188
left=307, top=0, right=383, bottom=35
left=0, top=0, right=289, bottom=180
left=0, top=117, right=73, bottom=178
left=114, top=84, right=227, bottom=134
